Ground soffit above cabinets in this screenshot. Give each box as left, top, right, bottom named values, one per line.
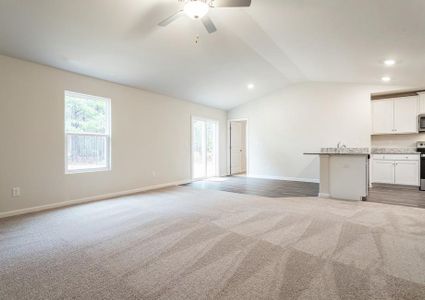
left=372, top=89, right=425, bottom=100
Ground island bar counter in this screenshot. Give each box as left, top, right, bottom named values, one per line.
left=304, top=150, right=369, bottom=201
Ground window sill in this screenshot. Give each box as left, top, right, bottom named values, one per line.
left=65, top=167, right=111, bottom=175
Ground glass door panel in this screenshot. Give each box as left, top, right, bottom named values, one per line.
left=206, top=121, right=217, bottom=177
left=192, top=118, right=218, bottom=179
left=193, top=120, right=206, bottom=179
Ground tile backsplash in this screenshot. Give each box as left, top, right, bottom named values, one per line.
left=371, top=133, right=425, bottom=147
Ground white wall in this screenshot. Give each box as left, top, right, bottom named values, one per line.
left=228, top=82, right=404, bottom=182
left=0, top=55, right=227, bottom=215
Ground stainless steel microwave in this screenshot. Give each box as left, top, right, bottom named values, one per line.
left=419, top=114, right=425, bottom=132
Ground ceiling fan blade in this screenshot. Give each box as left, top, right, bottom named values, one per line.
left=210, top=0, right=251, bottom=7
left=158, top=10, right=184, bottom=27
left=202, top=16, right=217, bottom=34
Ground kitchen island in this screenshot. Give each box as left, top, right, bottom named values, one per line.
left=304, top=148, right=369, bottom=201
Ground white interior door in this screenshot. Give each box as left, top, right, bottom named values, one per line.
left=192, top=118, right=218, bottom=179
left=230, top=122, right=243, bottom=174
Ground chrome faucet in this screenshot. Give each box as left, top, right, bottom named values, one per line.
left=337, top=141, right=347, bottom=153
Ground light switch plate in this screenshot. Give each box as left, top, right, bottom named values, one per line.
left=12, top=187, right=20, bottom=197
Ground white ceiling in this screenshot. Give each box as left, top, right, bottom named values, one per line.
left=0, top=0, right=424, bottom=110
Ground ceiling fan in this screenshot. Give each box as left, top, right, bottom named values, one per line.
left=158, top=0, right=252, bottom=34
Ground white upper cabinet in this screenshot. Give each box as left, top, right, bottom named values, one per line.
left=418, top=92, right=425, bottom=114
left=394, top=96, right=418, bottom=134
left=372, top=96, right=418, bottom=135
left=372, top=99, right=394, bottom=134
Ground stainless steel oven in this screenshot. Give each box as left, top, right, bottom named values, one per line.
left=419, top=114, right=425, bottom=132
left=417, top=141, right=425, bottom=191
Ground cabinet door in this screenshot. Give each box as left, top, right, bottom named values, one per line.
left=394, top=161, right=419, bottom=186
left=372, top=160, right=394, bottom=184
left=419, top=93, right=425, bottom=114
left=394, top=96, right=418, bottom=134
left=372, top=99, right=394, bottom=134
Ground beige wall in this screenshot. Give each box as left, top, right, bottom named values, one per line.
left=228, top=82, right=404, bottom=182
left=0, top=55, right=227, bottom=214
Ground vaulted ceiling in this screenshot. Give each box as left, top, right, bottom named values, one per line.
left=0, top=0, right=424, bottom=110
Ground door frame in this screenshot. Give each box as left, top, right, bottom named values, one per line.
left=227, top=118, right=249, bottom=176
left=191, top=116, right=220, bottom=181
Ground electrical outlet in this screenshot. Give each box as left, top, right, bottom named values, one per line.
left=152, top=171, right=157, bottom=178
left=12, top=187, right=20, bottom=197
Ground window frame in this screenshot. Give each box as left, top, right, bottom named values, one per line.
left=64, top=90, right=112, bottom=174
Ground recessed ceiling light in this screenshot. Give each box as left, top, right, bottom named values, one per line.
left=382, top=76, right=391, bottom=82
left=247, top=83, right=255, bottom=89
left=384, top=59, right=396, bottom=66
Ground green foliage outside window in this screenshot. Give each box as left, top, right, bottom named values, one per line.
left=65, top=95, right=107, bottom=134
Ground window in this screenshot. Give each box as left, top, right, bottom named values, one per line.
left=65, top=91, right=111, bottom=173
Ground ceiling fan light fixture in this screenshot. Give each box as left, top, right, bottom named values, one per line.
left=184, top=1, right=209, bottom=19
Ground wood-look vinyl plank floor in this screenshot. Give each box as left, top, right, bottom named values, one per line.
left=183, top=176, right=319, bottom=198
left=367, top=183, right=425, bottom=208
left=186, top=177, right=425, bottom=209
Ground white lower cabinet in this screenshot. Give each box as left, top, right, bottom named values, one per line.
left=371, top=154, right=419, bottom=186
left=394, top=161, right=419, bottom=186
left=372, top=160, right=395, bottom=184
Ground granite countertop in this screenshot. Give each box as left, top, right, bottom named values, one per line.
left=304, top=147, right=422, bottom=156
left=371, top=147, right=419, bottom=154
left=304, top=152, right=370, bottom=156
left=304, top=147, right=370, bottom=156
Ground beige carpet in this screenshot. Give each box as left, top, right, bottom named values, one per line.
left=1, top=186, right=425, bottom=299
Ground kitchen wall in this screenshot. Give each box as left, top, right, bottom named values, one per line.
left=0, top=55, right=227, bottom=215
left=228, top=82, right=406, bottom=182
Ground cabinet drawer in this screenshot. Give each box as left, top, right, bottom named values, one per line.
left=372, top=154, right=419, bottom=161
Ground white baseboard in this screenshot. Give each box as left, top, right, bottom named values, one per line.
left=247, top=174, right=320, bottom=184
left=318, top=193, right=330, bottom=198
left=0, top=179, right=192, bottom=219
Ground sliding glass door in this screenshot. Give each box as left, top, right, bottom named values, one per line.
left=192, top=117, right=218, bottom=179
